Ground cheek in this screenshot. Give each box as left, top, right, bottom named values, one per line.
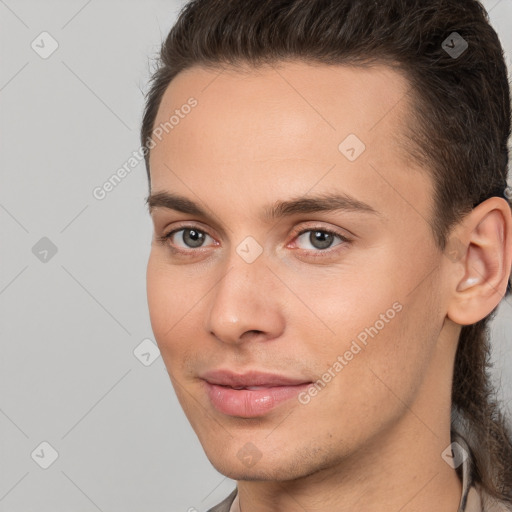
left=297, top=300, right=436, bottom=446
left=146, top=255, right=194, bottom=361
left=282, top=259, right=401, bottom=348
left=292, top=262, right=439, bottom=411
left=146, top=258, right=170, bottom=340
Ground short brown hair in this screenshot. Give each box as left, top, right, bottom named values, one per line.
left=141, top=0, right=512, bottom=500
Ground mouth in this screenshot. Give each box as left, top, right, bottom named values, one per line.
left=227, top=385, right=279, bottom=390
left=200, top=369, right=313, bottom=418
left=200, top=369, right=312, bottom=387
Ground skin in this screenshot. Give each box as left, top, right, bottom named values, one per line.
left=146, top=61, right=512, bottom=512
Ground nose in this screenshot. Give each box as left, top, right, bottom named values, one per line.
left=205, top=254, right=286, bottom=346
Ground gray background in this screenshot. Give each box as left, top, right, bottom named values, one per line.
left=0, top=1, right=511, bottom=511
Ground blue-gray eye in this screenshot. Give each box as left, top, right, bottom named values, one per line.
left=296, top=230, right=343, bottom=250
left=169, top=228, right=212, bottom=248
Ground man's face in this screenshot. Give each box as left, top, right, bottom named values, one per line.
left=146, top=61, right=451, bottom=480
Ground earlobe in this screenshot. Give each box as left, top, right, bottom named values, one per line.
left=446, top=197, right=512, bottom=326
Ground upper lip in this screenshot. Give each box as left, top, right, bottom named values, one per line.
left=201, top=369, right=312, bottom=387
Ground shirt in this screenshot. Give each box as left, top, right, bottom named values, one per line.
left=206, top=434, right=512, bottom=512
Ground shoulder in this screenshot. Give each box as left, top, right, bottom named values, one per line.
left=451, top=430, right=512, bottom=512
left=466, top=481, right=512, bottom=512
left=477, top=485, right=512, bottom=512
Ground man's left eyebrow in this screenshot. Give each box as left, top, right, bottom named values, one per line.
left=262, top=193, right=380, bottom=221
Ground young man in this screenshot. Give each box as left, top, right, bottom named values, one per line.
left=141, top=0, right=512, bottom=510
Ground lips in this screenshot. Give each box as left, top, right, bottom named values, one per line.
left=230, top=386, right=271, bottom=390
left=200, top=369, right=313, bottom=417
left=201, top=369, right=311, bottom=388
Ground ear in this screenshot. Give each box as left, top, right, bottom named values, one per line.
left=446, top=197, right=512, bottom=326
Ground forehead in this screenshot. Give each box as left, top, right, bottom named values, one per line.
left=148, top=61, right=430, bottom=220
left=150, top=60, right=414, bottom=167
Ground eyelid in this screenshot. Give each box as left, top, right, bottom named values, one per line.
left=290, top=223, right=352, bottom=241
left=295, top=219, right=358, bottom=239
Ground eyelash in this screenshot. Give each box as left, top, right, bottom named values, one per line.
left=157, top=223, right=351, bottom=257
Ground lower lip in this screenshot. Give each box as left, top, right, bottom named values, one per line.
left=204, top=381, right=312, bottom=418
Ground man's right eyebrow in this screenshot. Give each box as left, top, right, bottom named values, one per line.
left=146, top=191, right=207, bottom=216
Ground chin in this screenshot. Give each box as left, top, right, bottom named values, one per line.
left=203, top=444, right=334, bottom=482
left=208, top=459, right=294, bottom=482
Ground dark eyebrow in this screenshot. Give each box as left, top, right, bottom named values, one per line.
left=147, top=191, right=206, bottom=216
left=263, top=193, right=379, bottom=220
left=146, top=191, right=379, bottom=220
